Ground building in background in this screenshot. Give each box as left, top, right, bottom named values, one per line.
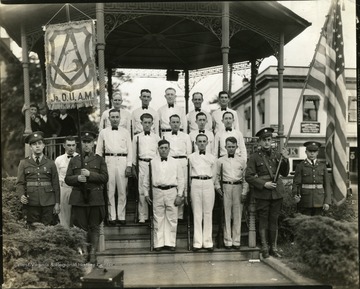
left=230, top=65, right=357, bottom=175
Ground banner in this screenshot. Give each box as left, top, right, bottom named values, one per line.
left=45, top=20, right=97, bottom=110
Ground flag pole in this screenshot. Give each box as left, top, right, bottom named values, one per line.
left=273, top=1, right=334, bottom=181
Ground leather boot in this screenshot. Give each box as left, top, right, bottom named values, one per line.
left=89, top=231, right=100, bottom=265
left=269, top=230, right=282, bottom=258
left=259, top=229, right=269, bottom=258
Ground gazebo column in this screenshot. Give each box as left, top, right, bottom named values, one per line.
left=96, top=3, right=106, bottom=252
left=184, top=69, right=189, bottom=115
left=97, top=3, right=106, bottom=116
left=221, top=2, right=230, bottom=92
left=277, top=32, right=285, bottom=150
left=21, top=25, right=31, bottom=157
left=107, top=66, right=113, bottom=108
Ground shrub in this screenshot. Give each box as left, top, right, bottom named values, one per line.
left=287, top=214, right=359, bottom=286
left=2, top=177, right=89, bottom=288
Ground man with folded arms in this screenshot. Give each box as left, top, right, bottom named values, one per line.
left=144, top=139, right=185, bottom=251
left=96, top=109, right=132, bottom=225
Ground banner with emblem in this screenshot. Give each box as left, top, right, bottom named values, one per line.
left=45, top=20, right=97, bottom=110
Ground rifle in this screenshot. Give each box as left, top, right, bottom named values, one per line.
left=187, top=159, right=191, bottom=251
left=134, top=136, right=139, bottom=223
left=217, top=140, right=221, bottom=158
left=103, top=140, right=110, bottom=224
left=149, top=160, right=154, bottom=251
left=216, top=163, right=224, bottom=248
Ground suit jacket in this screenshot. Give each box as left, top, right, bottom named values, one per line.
left=245, top=149, right=289, bottom=200
left=65, top=153, right=108, bottom=206
left=16, top=156, right=60, bottom=206
left=292, top=159, right=332, bottom=208
left=39, top=113, right=61, bottom=137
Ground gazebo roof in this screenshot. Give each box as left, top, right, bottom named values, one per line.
left=0, top=1, right=311, bottom=70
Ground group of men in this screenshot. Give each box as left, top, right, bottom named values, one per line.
left=16, top=87, right=332, bottom=263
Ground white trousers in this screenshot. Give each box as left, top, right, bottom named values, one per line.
left=174, top=158, right=187, bottom=219
left=223, top=183, right=244, bottom=246
left=59, top=183, right=72, bottom=228
left=138, top=160, right=149, bottom=221
left=106, top=156, right=128, bottom=221
left=153, top=187, right=178, bottom=248
left=191, top=179, right=215, bottom=248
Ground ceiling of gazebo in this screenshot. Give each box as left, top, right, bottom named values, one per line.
left=0, top=2, right=311, bottom=70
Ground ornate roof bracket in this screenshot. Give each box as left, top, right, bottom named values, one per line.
left=26, top=31, right=44, bottom=52
left=265, top=38, right=280, bottom=59
left=104, top=13, right=143, bottom=39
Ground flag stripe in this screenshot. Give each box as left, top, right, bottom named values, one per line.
left=307, top=0, right=347, bottom=205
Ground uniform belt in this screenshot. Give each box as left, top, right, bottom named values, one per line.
left=161, top=129, right=184, bottom=132
left=302, top=184, right=323, bottom=189
left=139, top=158, right=152, bottom=162
left=223, top=180, right=243, bottom=185
left=191, top=176, right=212, bottom=180
left=172, top=156, right=187, bottom=159
left=27, top=181, right=52, bottom=186
left=154, top=185, right=177, bottom=190
left=105, top=153, right=127, bottom=157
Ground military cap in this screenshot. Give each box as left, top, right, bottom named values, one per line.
left=81, top=131, right=97, bottom=141
left=255, top=127, right=274, bottom=139
left=25, top=131, right=44, bottom=144
left=304, top=141, right=322, bottom=151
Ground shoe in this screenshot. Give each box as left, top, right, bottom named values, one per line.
left=192, top=247, right=201, bottom=252
left=232, top=246, right=240, bottom=250
left=168, top=246, right=176, bottom=251
left=138, top=219, right=145, bottom=224
left=154, top=247, right=162, bottom=252
left=206, top=247, right=214, bottom=252
left=224, top=246, right=231, bottom=249
left=108, top=220, right=116, bottom=226
left=118, top=220, right=126, bottom=225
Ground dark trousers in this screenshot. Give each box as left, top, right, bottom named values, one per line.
left=255, top=198, right=283, bottom=231
left=27, top=205, right=54, bottom=225
left=298, top=207, right=323, bottom=216
left=71, top=206, right=105, bottom=233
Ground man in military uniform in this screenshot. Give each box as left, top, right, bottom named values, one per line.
left=65, top=131, right=109, bottom=264
left=245, top=127, right=289, bottom=258
left=292, top=141, right=331, bottom=216
left=17, top=131, right=60, bottom=226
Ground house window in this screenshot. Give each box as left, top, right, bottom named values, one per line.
left=348, top=96, right=357, bottom=122
left=257, top=99, right=265, bottom=124
left=303, top=95, right=319, bottom=121
left=244, top=107, right=251, bottom=130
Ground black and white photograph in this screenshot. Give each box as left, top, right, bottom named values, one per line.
left=0, top=0, right=358, bottom=288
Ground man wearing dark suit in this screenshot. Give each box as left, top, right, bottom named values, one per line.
left=65, top=131, right=108, bottom=264
left=245, top=127, right=289, bottom=258
left=38, top=103, right=61, bottom=138
left=58, top=109, right=77, bottom=137
left=16, top=131, right=60, bottom=226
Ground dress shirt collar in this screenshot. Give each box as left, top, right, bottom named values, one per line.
left=60, top=114, right=67, bottom=120
left=32, top=154, right=44, bottom=162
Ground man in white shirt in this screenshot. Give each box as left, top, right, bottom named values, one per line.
left=186, top=92, right=212, bottom=133
left=144, top=139, right=185, bottom=251
left=211, top=91, right=239, bottom=134
left=132, top=113, right=160, bottom=223
left=99, top=91, right=131, bottom=132
left=163, top=114, right=192, bottom=220
left=215, top=136, right=248, bottom=249
left=158, top=87, right=187, bottom=137
left=55, top=136, right=78, bottom=228
left=189, top=112, right=214, bottom=155
left=131, top=89, right=160, bottom=137
left=188, top=134, right=217, bottom=251
left=214, top=111, right=247, bottom=162
left=96, top=109, right=132, bottom=225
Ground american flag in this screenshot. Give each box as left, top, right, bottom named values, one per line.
left=307, top=0, right=347, bottom=205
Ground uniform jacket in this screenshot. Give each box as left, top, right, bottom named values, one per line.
left=16, top=155, right=60, bottom=206
left=292, top=159, right=332, bottom=208
left=65, top=153, right=108, bottom=206
left=245, top=149, right=289, bottom=200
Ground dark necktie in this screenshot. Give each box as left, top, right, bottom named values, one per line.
left=199, top=130, right=205, bottom=134
left=228, top=154, right=234, bottom=158
left=67, top=155, right=73, bottom=159
left=221, top=107, right=227, bottom=111
left=311, top=160, right=315, bottom=166
left=112, top=127, right=118, bottom=130
left=172, top=131, right=177, bottom=135
left=144, top=131, right=150, bottom=136
left=225, top=128, right=232, bottom=132
left=142, top=106, right=148, bottom=110
left=35, top=157, right=40, bottom=164
left=199, top=151, right=206, bottom=155
left=168, top=104, right=174, bottom=108
left=161, top=157, right=167, bottom=162
left=195, top=108, right=201, bottom=112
